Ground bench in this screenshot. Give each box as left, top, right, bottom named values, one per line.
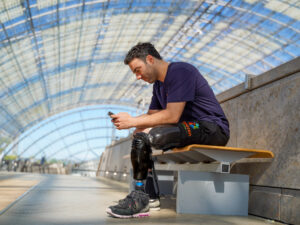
left=126, top=145, right=274, bottom=216
left=153, top=144, right=274, bottom=173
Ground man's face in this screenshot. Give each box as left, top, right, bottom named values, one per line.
left=128, top=57, right=157, bottom=84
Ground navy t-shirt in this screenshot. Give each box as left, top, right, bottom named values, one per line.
left=149, top=62, right=229, bottom=137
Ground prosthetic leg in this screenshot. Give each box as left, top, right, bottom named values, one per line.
left=148, top=157, right=160, bottom=198
left=131, top=125, right=182, bottom=197
left=131, top=132, right=160, bottom=209
left=117, top=126, right=182, bottom=215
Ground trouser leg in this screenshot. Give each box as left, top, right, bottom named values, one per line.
left=145, top=159, right=160, bottom=199
left=178, top=121, right=229, bottom=146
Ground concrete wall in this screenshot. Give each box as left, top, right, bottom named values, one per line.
left=29, top=163, right=67, bottom=174
left=74, top=160, right=99, bottom=177
left=98, top=137, right=131, bottom=182
left=217, top=57, right=300, bottom=224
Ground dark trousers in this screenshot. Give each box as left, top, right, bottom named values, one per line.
left=177, top=120, right=229, bottom=147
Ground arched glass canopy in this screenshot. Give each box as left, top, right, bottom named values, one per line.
left=4, top=105, right=137, bottom=162
left=0, top=0, right=299, bottom=161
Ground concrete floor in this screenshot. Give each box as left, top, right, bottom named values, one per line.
left=0, top=173, right=284, bottom=225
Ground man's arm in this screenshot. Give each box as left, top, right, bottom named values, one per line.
left=136, top=109, right=161, bottom=119
left=111, top=102, right=185, bottom=129
left=132, top=109, right=161, bottom=134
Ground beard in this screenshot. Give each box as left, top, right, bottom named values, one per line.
left=145, top=65, right=159, bottom=84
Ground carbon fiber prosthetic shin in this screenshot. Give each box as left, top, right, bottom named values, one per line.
left=131, top=132, right=152, bottom=180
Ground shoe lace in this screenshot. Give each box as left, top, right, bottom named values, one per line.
left=119, top=191, right=138, bottom=206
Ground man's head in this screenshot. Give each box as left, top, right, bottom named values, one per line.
left=124, top=42, right=162, bottom=65
left=124, top=42, right=163, bottom=83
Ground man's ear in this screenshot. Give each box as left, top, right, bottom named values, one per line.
left=146, top=55, right=154, bottom=65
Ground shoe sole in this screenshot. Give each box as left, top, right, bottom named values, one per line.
left=106, top=208, right=150, bottom=218
left=149, top=200, right=160, bottom=211
left=150, top=207, right=160, bottom=211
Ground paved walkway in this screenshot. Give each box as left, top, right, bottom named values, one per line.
left=0, top=173, right=41, bottom=213
left=0, top=172, right=284, bottom=225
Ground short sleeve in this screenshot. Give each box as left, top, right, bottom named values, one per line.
left=149, top=85, right=162, bottom=110
left=166, top=68, right=196, bottom=103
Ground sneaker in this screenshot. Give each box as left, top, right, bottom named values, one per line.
left=117, top=190, right=139, bottom=205
left=149, top=198, right=160, bottom=211
left=118, top=193, right=160, bottom=211
left=106, top=190, right=150, bottom=218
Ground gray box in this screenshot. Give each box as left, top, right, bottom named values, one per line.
left=177, top=171, right=249, bottom=216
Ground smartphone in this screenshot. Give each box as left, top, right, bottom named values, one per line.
left=108, top=111, right=114, bottom=116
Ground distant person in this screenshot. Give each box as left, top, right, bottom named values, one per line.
left=106, top=42, right=230, bottom=218
left=41, top=156, right=46, bottom=165
left=22, top=158, right=30, bottom=172
left=40, top=156, right=46, bottom=173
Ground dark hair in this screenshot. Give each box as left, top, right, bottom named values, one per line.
left=124, top=42, right=162, bottom=65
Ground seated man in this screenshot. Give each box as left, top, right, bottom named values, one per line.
left=106, top=42, right=230, bottom=218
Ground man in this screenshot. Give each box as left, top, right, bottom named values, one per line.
left=106, top=42, right=229, bottom=218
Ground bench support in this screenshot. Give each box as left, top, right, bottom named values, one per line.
left=177, top=171, right=249, bottom=216
left=129, top=168, right=249, bottom=216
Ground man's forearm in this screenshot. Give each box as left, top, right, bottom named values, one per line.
left=133, top=109, right=179, bottom=128
left=134, top=110, right=161, bottom=128
left=136, top=114, right=149, bottom=119
left=134, top=114, right=151, bottom=128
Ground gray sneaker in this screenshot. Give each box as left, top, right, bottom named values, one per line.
left=149, top=198, right=160, bottom=211
left=106, top=190, right=150, bottom=218
left=117, top=190, right=139, bottom=204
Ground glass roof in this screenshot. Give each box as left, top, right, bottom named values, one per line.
left=4, top=105, right=137, bottom=162
left=0, top=0, right=299, bottom=161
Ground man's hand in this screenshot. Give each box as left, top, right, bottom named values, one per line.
left=111, top=112, right=136, bottom=130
